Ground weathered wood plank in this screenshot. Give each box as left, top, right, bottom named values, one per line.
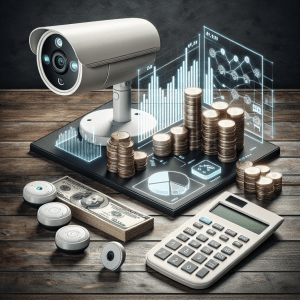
left=1, top=141, right=299, bottom=158
left=0, top=240, right=299, bottom=272
left=0, top=216, right=298, bottom=241
left=1, top=271, right=299, bottom=294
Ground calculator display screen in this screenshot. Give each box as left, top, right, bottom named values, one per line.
left=211, top=203, right=268, bottom=234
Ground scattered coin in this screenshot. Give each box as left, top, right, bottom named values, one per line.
left=227, top=107, right=245, bottom=150
left=153, top=133, right=172, bottom=157
left=236, top=160, right=253, bottom=190
left=134, top=151, right=148, bottom=171
left=266, top=172, right=282, bottom=195
left=212, top=101, right=229, bottom=119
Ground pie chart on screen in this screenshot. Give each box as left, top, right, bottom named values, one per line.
left=148, top=171, right=190, bottom=196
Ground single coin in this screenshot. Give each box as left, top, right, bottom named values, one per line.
left=236, top=160, right=253, bottom=170
left=255, top=165, right=271, bottom=176
left=245, top=167, right=261, bottom=176
left=153, top=133, right=171, bottom=144
left=266, top=172, right=282, bottom=180
left=184, top=87, right=202, bottom=97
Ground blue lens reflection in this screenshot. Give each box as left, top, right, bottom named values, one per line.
left=70, top=61, right=78, bottom=72
left=55, top=37, right=63, bottom=48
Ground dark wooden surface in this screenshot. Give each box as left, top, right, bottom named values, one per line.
left=0, top=90, right=300, bottom=299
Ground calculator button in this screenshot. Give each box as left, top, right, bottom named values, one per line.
left=206, top=229, right=216, bottom=236
left=154, top=248, right=172, bottom=260
left=219, top=235, right=229, bottom=242
left=196, top=234, right=209, bottom=242
left=188, top=240, right=201, bottom=249
left=199, top=216, right=212, bottom=225
left=183, top=227, right=196, bottom=236
left=191, top=253, right=207, bottom=264
left=221, top=246, right=235, bottom=256
left=238, top=235, right=250, bottom=243
left=165, top=239, right=182, bottom=250
left=205, top=259, right=219, bottom=270
left=177, top=233, right=189, bottom=242
left=233, top=241, right=243, bottom=248
left=201, top=246, right=213, bottom=255
left=212, top=223, right=224, bottom=231
left=196, top=268, right=209, bottom=278
left=208, top=240, right=221, bottom=249
left=167, top=254, right=185, bottom=267
left=225, top=229, right=237, bottom=237
left=181, top=261, right=198, bottom=274
left=214, top=252, right=227, bottom=261
left=178, top=246, right=195, bottom=257
left=193, top=222, right=203, bottom=229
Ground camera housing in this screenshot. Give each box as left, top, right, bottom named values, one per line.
left=29, top=18, right=160, bottom=144
left=100, top=241, right=126, bottom=272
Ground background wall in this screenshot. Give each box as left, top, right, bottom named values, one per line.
left=1, top=0, right=299, bottom=89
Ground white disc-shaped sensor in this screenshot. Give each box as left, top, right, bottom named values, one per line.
left=101, top=242, right=126, bottom=272
left=37, top=202, right=71, bottom=230
left=55, top=225, right=90, bottom=254
left=23, top=181, right=57, bottom=207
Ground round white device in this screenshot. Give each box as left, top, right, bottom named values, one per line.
left=23, top=181, right=57, bottom=207
left=37, top=202, right=71, bottom=230
left=100, top=242, right=126, bottom=272
left=55, top=225, right=90, bottom=254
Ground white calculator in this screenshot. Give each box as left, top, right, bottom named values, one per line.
left=146, top=192, right=284, bottom=289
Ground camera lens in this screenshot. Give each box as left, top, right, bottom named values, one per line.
left=58, top=77, right=64, bottom=85
left=42, top=54, right=50, bottom=65
left=55, top=37, right=63, bottom=48
left=107, top=251, right=114, bottom=261
left=70, top=61, right=78, bottom=72
left=36, top=186, right=43, bottom=190
left=52, top=51, right=68, bottom=74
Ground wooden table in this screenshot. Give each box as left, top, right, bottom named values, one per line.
left=0, top=90, right=300, bottom=299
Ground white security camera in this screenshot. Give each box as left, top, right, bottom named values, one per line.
left=29, top=18, right=160, bottom=144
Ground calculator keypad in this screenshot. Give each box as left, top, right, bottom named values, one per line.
left=196, top=234, right=209, bottom=242
left=196, top=268, right=209, bottom=278
left=201, top=246, right=213, bottom=255
left=181, top=261, right=198, bottom=274
left=166, top=239, right=182, bottom=250
left=212, top=223, right=224, bottom=231
left=155, top=248, right=172, bottom=260
left=205, top=259, right=219, bottom=270
left=177, top=233, right=189, bottom=242
left=191, top=253, right=207, bottom=264
left=167, top=254, right=185, bottom=267
left=225, top=229, right=237, bottom=237
left=184, top=227, right=196, bottom=236
left=238, top=235, right=249, bottom=243
left=178, top=246, right=195, bottom=257
left=233, top=241, right=243, bottom=248
left=206, top=229, right=216, bottom=236
left=221, top=246, right=235, bottom=255
left=208, top=240, right=221, bottom=249
left=214, top=252, right=227, bottom=261
left=219, top=235, right=229, bottom=242
left=188, top=240, right=201, bottom=249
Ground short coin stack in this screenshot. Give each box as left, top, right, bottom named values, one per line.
left=134, top=151, right=148, bottom=171
left=183, top=87, right=202, bottom=151
left=107, top=131, right=131, bottom=173
left=256, top=176, right=275, bottom=201
left=236, top=160, right=253, bottom=190
left=244, top=167, right=261, bottom=193
left=212, top=101, right=229, bottom=119
left=117, top=140, right=135, bottom=178
left=256, top=165, right=271, bottom=176
left=267, top=172, right=283, bottom=195
left=202, top=109, right=220, bottom=155
left=170, top=127, right=189, bottom=155
left=152, top=133, right=172, bottom=157
left=227, top=107, right=245, bottom=150
left=218, top=119, right=237, bottom=163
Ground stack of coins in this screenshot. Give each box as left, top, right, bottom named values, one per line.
left=256, top=176, right=275, bottom=201
left=236, top=160, right=253, bottom=190
left=255, top=165, right=271, bottom=176
left=107, top=131, right=131, bottom=173
left=134, top=151, right=148, bottom=171
left=202, top=109, right=220, bottom=155
left=118, top=141, right=135, bottom=178
left=152, top=133, right=172, bottom=157
left=267, top=172, right=283, bottom=195
left=218, top=119, right=237, bottom=163
left=183, top=87, right=202, bottom=151
left=227, top=107, right=245, bottom=150
left=212, top=101, right=229, bottom=119
left=244, top=167, right=261, bottom=193
left=170, top=127, right=188, bottom=155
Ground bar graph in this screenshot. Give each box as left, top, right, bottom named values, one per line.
left=55, top=127, right=102, bottom=162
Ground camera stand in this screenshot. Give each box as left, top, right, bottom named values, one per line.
left=79, top=81, right=157, bottom=145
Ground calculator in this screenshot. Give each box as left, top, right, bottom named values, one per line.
left=146, top=191, right=284, bottom=289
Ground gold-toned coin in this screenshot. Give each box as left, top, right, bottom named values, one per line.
left=255, top=165, right=271, bottom=176
left=184, top=87, right=202, bottom=97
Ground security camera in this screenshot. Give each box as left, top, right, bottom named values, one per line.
left=29, top=18, right=160, bottom=144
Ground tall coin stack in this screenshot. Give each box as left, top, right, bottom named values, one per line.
left=267, top=172, right=283, bottom=195
left=152, top=133, right=172, bottom=157
left=244, top=167, right=261, bottom=193
left=107, top=131, right=131, bottom=173
left=134, top=151, right=148, bottom=171
left=255, top=165, right=271, bottom=176
left=227, top=107, right=245, bottom=150
left=218, top=119, right=237, bottom=163
left=184, top=87, right=202, bottom=151
left=212, top=101, right=229, bottom=119
left=170, top=127, right=189, bottom=155
left=236, top=160, right=253, bottom=190
left=118, top=141, right=135, bottom=178
left=202, top=109, right=220, bottom=155
left=256, top=176, right=275, bottom=201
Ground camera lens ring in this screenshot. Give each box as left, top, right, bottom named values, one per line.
left=52, top=51, right=68, bottom=74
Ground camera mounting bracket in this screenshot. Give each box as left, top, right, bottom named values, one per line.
left=79, top=81, right=157, bottom=146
